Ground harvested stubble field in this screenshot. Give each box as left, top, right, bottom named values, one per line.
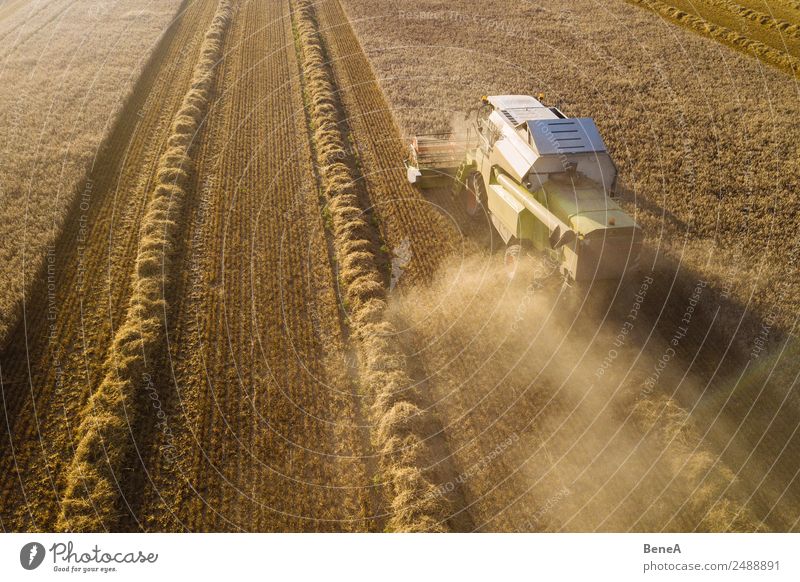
left=0, top=0, right=223, bottom=531
left=0, top=0, right=798, bottom=533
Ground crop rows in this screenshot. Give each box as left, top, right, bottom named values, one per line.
left=129, top=0, right=375, bottom=531
left=293, top=0, right=453, bottom=531
left=3, top=0, right=795, bottom=533
left=56, top=0, right=235, bottom=533
left=313, top=0, right=465, bottom=285
left=1, top=0, right=385, bottom=532
left=626, top=0, right=800, bottom=75
left=0, top=0, right=219, bottom=531
left=712, top=0, right=800, bottom=39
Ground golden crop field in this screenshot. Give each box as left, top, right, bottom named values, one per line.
left=0, top=0, right=798, bottom=535
left=0, top=0, right=183, bottom=345
left=627, top=0, right=800, bottom=74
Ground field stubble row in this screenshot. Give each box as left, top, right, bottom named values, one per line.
left=131, top=0, right=378, bottom=531
left=626, top=0, right=800, bottom=75
left=56, top=0, right=236, bottom=532
left=0, top=0, right=218, bottom=531
left=293, top=0, right=456, bottom=532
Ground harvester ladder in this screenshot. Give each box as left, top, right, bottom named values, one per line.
left=452, top=160, right=471, bottom=197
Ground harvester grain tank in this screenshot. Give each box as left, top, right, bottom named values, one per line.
left=406, top=95, right=642, bottom=283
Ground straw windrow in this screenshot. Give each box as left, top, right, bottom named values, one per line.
left=56, top=0, right=235, bottom=532
left=628, top=0, right=800, bottom=76
left=293, top=0, right=450, bottom=532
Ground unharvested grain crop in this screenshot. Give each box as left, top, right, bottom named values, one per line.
left=340, top=0, right=800, bottom=334
left=340, top=5, right=800, bottom=529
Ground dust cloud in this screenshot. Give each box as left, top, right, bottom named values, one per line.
left=387, top=252, right=762, bottom=531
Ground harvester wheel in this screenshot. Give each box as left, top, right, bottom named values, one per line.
left=464, top=172, right=487, bottom=218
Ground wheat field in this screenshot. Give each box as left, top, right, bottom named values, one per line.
left=337, top=0, right=800, bottom=530
left=0, top=0, right=798, bottom=533
left=0, top=0, right=183, bottom=345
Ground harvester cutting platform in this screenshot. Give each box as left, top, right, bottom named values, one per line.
left=406, top=95, right=641, bottom=283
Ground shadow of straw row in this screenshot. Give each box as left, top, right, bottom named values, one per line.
left=294, top=0, right=449, bottom=531
left=56, top=0, right=235, bottom=532
left=628, top=0, right=800, bottom=76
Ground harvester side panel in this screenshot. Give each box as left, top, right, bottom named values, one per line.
left=487, top=184, right=524, bottom=244
left=496, top=172, right=571, bottom=240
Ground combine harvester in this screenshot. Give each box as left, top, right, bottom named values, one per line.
left=407, top=95, right=642, bottom=284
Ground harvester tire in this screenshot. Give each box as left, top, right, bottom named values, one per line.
left=464, top=172, right=487, bottom=218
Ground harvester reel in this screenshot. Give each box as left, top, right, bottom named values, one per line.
left=464, top=172, right=487, bottom=218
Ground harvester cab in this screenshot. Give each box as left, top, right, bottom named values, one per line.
left=406, top=94, right=642, bottom=284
